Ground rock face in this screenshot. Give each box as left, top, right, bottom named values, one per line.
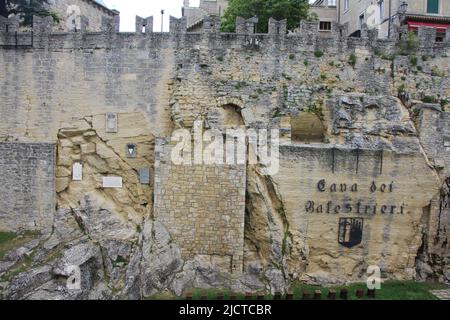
left=0, top=17, right=449, bottom=299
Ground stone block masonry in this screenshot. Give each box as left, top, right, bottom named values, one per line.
left=0, top=142, right=55, bottom=232
left=154, top=139, right=246, bottom=273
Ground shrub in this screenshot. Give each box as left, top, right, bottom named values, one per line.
left=314, top=50, right=324, bottom=58
left=348, top=53, right=357, bottom=67
left=397, top=84, right=406, bottom=96
left=399, top=31, right=419, bottom=55
left=373, top=47, right=383, bottom=56
left=422, top=95, right=437, bottom=103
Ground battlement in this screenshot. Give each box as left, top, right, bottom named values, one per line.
left=1, top=14, right=450, bottom=54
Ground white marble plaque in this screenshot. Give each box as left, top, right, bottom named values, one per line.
left=102, top=176, right=123, bottom=188
left=106, top=112, right=118, bottom=133
left=72, top=163, right=83, bottom=181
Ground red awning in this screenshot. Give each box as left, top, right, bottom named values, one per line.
left=407, top=21, right=450, bottom=32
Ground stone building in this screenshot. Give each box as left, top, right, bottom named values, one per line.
left=182, top=0, right=229, bottom=31
left=310, top=0, right=338, bottom=33
left=46, top=0, right=119, bottom=32
left=312, top=0, right=450, bottom=39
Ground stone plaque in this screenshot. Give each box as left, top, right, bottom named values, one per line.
left=126, top=143, right=137, bottom=158
left=139, top=167, right=150, bottom=184
left=102, top=176, right=123, bottom=188
left=72, top=162, right=82, bottom=181
left=444, top=136, right=450, bottom=151
left=106, top=112, right=118, bottom=133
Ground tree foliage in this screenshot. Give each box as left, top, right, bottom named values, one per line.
left=0, top=0, right=58, bottom=26
left=221, top=0, right=314, bottom=33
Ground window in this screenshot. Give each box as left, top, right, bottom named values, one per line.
left=359, top=13, right=365, bottom=28
left=427, top=0, right=440, bottom=14
left=328, top=0, right=336, bottom=5
left=319, top=21, right=332, bottom=31
left=378, top=0, right=385, bottom=20
left=344, top=0, right=349, bottom=11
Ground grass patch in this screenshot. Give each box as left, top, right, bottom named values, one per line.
left=234, top=81, right=248, bottom=90
left=290, top=281, right=446, bottom=300
left=0, top=230, right=40, bottom=261
left=143, top=281, right=448, bottom=300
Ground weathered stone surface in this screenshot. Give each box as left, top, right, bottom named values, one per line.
left=0, top=143, right=55, bottom=232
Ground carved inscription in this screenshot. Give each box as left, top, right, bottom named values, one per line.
left=305, top=179, right=406, bottom=215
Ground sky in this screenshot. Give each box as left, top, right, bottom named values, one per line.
left=103, top=0, right=316, bottom=32
left=103, top=0, right=200, bottom=32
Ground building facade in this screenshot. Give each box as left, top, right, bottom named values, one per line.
left=182, top=0, right=229, bottom=31
left=47, top=0, right=119, bottom=32
left=310, top=0, right=338, bottom=33
left=312, top=0, right=450, bottom=39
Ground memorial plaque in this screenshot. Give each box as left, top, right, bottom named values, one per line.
left=106, top=112, right=118, bottom=133
left=102, top=176, right=123, bottom=188
left=126, top=143, right=137, bottom=158
left=444, top=136, right=450, bottom=151
left=72, top=162, right=82, bottom=181
left=139, top=167, right=150, bottom=184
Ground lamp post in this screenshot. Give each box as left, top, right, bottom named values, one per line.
left=161, top=9, right=164, bottom=32
left=399, top=1, right=408, bottom=21
left=388, top=0, right=408, bottom=39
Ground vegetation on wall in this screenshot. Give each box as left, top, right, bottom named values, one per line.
left=220, top=0, right=313, bottom=33
left=0, top=0, right=59, bottom=26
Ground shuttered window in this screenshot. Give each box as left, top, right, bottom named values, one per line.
left=427, top=0, right=440, bottom=14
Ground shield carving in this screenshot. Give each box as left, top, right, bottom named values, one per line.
left=338, top=218, right=363, bottom=248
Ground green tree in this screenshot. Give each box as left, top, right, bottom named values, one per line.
left=221, top=0, right=313, bottom=33
left=0, top=0, right=58, bottom=26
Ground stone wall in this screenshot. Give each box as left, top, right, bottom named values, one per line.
left=0, top=142, right=55, bottom=232
left=153, top=139, right=246, bottom=273
left=0, top=22, right=174, bottom=142
left=274, top=145, right=440, bottom=281
left=0, top=15, right=449, bottom=297
left=416, top=104, right=450, bottom=176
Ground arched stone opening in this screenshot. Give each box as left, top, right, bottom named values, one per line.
left=206, top=104, right=245, bottom=130
left=291, top=112, right=325, bottom=143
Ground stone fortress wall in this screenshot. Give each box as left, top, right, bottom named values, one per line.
left=0, top=143, right=55, bottom=232
left=0, top=14, right=449, bottom=298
